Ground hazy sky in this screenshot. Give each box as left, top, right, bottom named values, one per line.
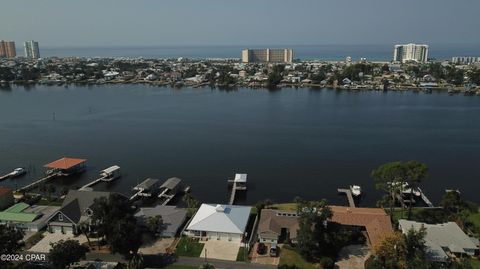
left=2, top=0, right=480, bottom=47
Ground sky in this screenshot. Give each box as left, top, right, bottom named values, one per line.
left=1, top=0, right=480, bottom=47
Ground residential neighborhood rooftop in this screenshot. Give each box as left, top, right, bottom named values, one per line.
left=44, top=157, right=87, bottom=170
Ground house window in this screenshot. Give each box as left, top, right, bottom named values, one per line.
left=58, top=214, right=64, bottom=221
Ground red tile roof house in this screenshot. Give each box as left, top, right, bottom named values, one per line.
left=329, top=206, right=394, bottom=248
left=0, top=187, right=14, bottom=210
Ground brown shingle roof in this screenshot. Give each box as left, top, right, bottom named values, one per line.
left=258, top=209, right=300, bottom=239
left=329, top=206, right=393, bottom=247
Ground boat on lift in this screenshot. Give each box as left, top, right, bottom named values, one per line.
left=350, top=185, right=362, bottom=196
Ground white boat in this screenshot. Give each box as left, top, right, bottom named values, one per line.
left=350, top=185, right=362, bottom=196
left=9, top=168, right=27, bottom=178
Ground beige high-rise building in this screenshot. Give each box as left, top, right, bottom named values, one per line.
left=242, top=48, right=293, bottom=63
left=393, top=43, right=428, bottom=63
left=0, top=40, right=17, bottom=58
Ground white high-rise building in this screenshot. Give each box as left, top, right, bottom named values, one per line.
left=24, top=40, right=40, bottom=59
left=393, top=43, right=428, bottom=63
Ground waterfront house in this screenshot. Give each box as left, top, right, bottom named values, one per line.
left=0, top=202, right=59, bottom=232
left=398, top=219, right=479, bottom=262
left=46, top=190, right=122, bottom=234
left=257, top=209, right=299, bottom=244
left=185, top=203, right=251, bottom=242
left=0, top=187, right=14, bottom=210
left=134, top=205, right=187, bottom=237
left=329, top=206, right=393, bottom=248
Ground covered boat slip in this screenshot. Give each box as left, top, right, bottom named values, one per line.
left=44, top=157, right=87, bottom=176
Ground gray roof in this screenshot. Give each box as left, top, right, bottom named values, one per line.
left=58, top=190, right=116, bottom=224
left=134, top=178, right=160, bottom=191
left=135, top=205, right=187, bottom=235
left=399, top=219, right=478, bottom=262
left=160, top=177, right=182, bottom=190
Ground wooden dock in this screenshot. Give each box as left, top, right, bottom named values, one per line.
left=16, top=174, right=57, bottom=192
left=337, top=188, right=356, bottom=208
left=0, top=173, right=11, bottom=181
left=418, top=187, right=434, bottom=207
left=79, top=177, right=105, bottom=191
left=228, top=175, right=247, bottom=205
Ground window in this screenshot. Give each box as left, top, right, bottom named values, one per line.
left=58, top=213, right=63, bottom=221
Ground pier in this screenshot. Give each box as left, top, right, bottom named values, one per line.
left=418, top=187, right=434, bottom=207
left=228, top=173, right=247, bottom=205
left=79, top=165, right=121, bottom=191
left=17, top=174, right=57, bottom=192
left=337, top=188, right=356, bottom=208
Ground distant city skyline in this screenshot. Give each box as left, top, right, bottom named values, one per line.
left=1, top=0, right=480, bottom=47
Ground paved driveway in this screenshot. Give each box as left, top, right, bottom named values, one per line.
left=335, top=244, right=371, bottom=269
left=200, top=240, right=241, bottom=261
left=251, top=243, right=279, bottom=265
left=29, top=233, right=88, bottom=253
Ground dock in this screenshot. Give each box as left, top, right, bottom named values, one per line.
left=418, top=187, right=434, bottom=207
left=17, top=174, right=57, bottom=192
left=130, top=178, right=160, bottom=200
left=158, top=177, right=182, bottom=205
left=337, top=188, right=356, bottom=208
left=228, top=173, right=247, bottom=205
left=79, top=165, right=121, bottom=191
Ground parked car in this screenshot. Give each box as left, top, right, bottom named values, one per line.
left=256, top=243, right=267, bottom=255
left=269, top=244, right=278, bottom=257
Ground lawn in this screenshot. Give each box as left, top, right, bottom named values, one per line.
left=271, top=203, right=297, bottom=211
left=236, top=247, right=248, bottom=261
left=279, top=247, right=320, bottom=269
left=468, top=212, right=480, bottom=236
left=469, top=258, right=480, bottom=269
left=175, top=237, right=204, bottom=257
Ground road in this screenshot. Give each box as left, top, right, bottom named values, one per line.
left=176, top=257, right=277, bottom=269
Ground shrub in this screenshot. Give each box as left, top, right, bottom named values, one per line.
left=320, top=257, right=334, bottom=269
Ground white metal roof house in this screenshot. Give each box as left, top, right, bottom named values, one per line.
left=398, top=219, right=479, bottom=262
left=185, top=203, right=251, bottom=242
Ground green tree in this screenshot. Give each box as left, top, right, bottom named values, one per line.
left=146, top=215, right=164, bottom=237
left=0, top=226, right=24, bottom=269
left=373, top=232, right=407, bottom=269
left=183, top=192, right=200, bottom=217
left=295, top=198, right=333, bottom=260
left=403, top=161, right=428, bottom=220
left=90, top=194, right=142, bottom=260
left=405, top=227, right=430, bottom=269
left=441, top=191, right=464, bottom=213
left=128, top=252, right=144, bottom=269
left=371, top=161, right=405, bottom=219
left=48, top=239, right=88, bottom=269
left=77, top=220, right=92, bottom=249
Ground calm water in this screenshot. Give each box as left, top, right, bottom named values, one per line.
left=34, top=44, right=480, bottom=61
left=0, top=85, right=479, bottom=206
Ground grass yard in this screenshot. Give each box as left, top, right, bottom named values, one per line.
left=175, top=237, right=204, bottom=257
left=279, top=247, right=320, bottom=269
left=236, top=247, right=248, bottom=261
left=469, top=258, right=480, bottom=269
left=271, top=203, right=297, bottom=211
left=468, top=212, right=480, bottom=235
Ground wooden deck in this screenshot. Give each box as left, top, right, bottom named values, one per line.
left=228, top=182, right=247, bottom=205
left=337, top=188, right=356, bottom=208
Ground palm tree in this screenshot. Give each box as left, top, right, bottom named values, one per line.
left=128, top=252, right=144, bottom=269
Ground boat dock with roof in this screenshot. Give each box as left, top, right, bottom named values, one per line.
left=17, top=157, right=87, bottom=193
left=79, top=165, right=121, bottom=191
left=158, top=177, right=182, bottom=205
left=130, top=178, right=161, bottom=200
